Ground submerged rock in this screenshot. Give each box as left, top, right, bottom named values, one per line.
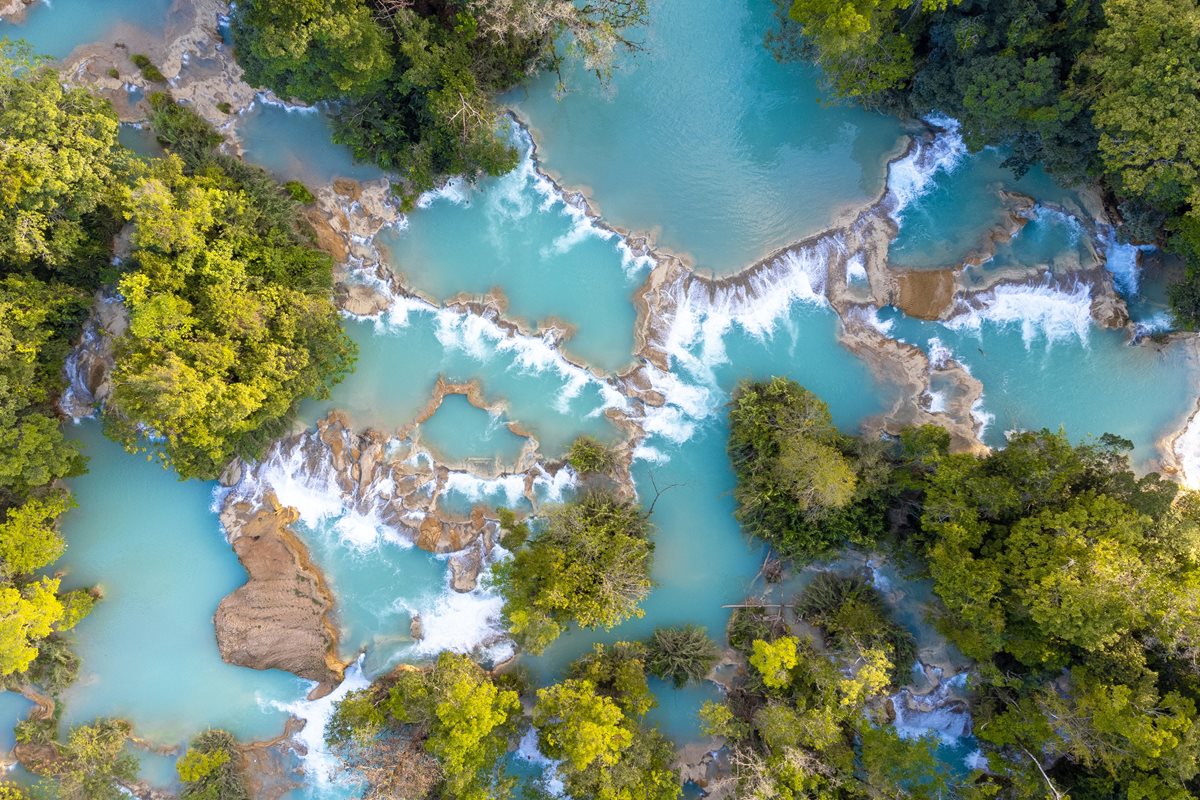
left=215, top=495, right=345, bottom=696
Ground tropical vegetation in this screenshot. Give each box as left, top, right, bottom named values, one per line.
left=772, top=0, right=1200, bottom=327
left=230, top=0, right=648, bottom=204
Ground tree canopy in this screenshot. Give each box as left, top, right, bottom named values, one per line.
left=495, top=489, right=655, bottom=654
left=727, top=377, right=888, bottom=559
left=106, top=100, right=355, bottom=479
left=230, top=0, right=648, bottom=201
left=770, top=0, right=1200, bottom=326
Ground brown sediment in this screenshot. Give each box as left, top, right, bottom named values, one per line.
left=893, top=269, right=957, bottom=320
left=215, top=494, right=347, bottom=696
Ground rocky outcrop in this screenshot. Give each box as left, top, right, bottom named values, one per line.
left=215, top=495, right=345, bottom=696
left=59, top=293, right=128, bottom=420
left=0, top=0, right=33, bottom=23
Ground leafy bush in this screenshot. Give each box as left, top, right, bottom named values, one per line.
left=495, top=490, right=655, bottom=654
left=644, top=625, right=719, bottom=688
left=231, top=0, right=648, bottom=200
left=795, top=572, right=916, bottom=681
left=567, top=435, right=617, bottom=474
left=130, top=53, right=165, bottom=83
left=178, top=729, right=250, bottom=800
left=52, top=719, right=139, bottom=800
left=727, top=378, right=885, bottom=558
left=109, top=97, right=356, bottom=479
left=726, top=604, right=780, bottom=656
left=283, top=180, right=316, bottom=204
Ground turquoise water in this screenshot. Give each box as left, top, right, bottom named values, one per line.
left=7, top=0, right=1200, bottom=796
left=54, top=423, right=301, bottom=755
left=237, top=103, right=383, bottom=188
left=963, top=205, right=1094, bottom=285
left=301, top=316, right=621, bottom=459
left=509, top=0, right=906, bottom=273
left=890, top=144, right=1082, bottom=270
left=419, top=394, right=528, bottom=466
left=883, top=306, right=1196, bottom=467
left=377, top=132, right=641, bottom=373
left=0, top=0, right=172, bottom=59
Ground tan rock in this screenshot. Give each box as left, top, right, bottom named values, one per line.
left=215, top=496, right=344, bottom=694
left=449, top=548, right=482, bottom=593
left=339, top=283, right=392, bottom=317
left=893, top=269, right=957, bottom=320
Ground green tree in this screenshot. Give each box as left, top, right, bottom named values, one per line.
left=48, top=719, right=138, bottom=800
left=1088, top=0, right=1200, bottom=214
left=230, top=0, right=393, bottom=104
left=177, top=730, right=250, bottom=800
left=533, top=679, right=631, bottom=773
left=106, top=152, right=354, bottom=479
left=727, top=377, right=881, bottom=558
left=0, top=275, right=88, bottom=503
left=495, top=490, right=655, bottom=654
left=533, top=646, right=682, bottom=800
left=0, top=492, right=71, bottom=577
left=750, top=636, right=801, bottom=690
left=0, top=577, right=63, bottom=676
left=328, top=653, right=520, bottom=800
left=0, top=42, right=128, bottom=282
left=644, top=625, right=720, bottom=688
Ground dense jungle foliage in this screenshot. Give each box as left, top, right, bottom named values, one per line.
left=0, top=43, right=351, bottom=781
left=772, top=0, right=1200, bottom=327
left=231, top=0, right=648, bottom=205
left=327, top=644, right=683, bottom=800
left=723, top=377, right=1200, bottom=799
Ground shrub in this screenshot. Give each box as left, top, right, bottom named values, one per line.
left=645, top=625, right=720, bottom=688
left=130, top=53, right=166, bottom=83
left=106, top=67, right=119, bottom=79
left=726, top=604, right=783, bottom=656
left=178, top=729, right=250, bottom=800
left=283, top=180, right=316, bottom=204
left=495, top=490, right=655, bottom=654
left=216, top=101, right=232, bottom=114
left=795, top=572, right=915, bottom=680
left=567, top=435, right=617, bottom=474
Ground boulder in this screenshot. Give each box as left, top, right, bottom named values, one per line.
left=215, top=496, right=344, bottom=695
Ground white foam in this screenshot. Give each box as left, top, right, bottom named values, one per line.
left=531, top=464, right=577, bottom=504
left=927, top=337, right=953, bottom=370
left=846, top=305, right=895, bottom=336
left=944, top=279, right=1093, bottom=349
left=402, top=567, right=513, bottom=664
left=1101, top=226, right=1154, bottom=297
left=971, top=396, right=995, bottom=439
left=887, top=117, right=967, bottom=222
left=515, top=728, right=565, bottom=796
left=845, top=254, right=868, bottom=284
left=272, top=657, right=371, bottom=788
left=417, top=174, right=474, bottom=209
left=250, top=92, right=320, bottom=115
left=891, top=670, right=971, bottom=744
left=443, top=472, right=528, bottom=506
